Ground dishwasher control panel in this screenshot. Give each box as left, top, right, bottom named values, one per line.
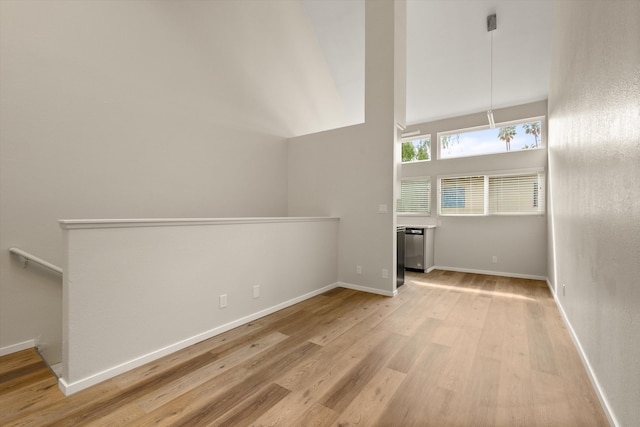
left=405, top=228, right=424, bottom=235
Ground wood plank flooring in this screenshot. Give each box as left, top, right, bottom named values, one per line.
left=0, top=270, right=609, bottom=426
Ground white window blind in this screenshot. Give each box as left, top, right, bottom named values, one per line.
left=439, top=176, right=485, bottom=215
left=439, top=172, right=545, bottom=216
left=488, top=173, right=545, bottom=214
left=398, top=178, right=431, bottom=214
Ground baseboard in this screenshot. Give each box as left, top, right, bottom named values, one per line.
left=0, top=339, right=36, bottom=357
left=425, top=266, right=437, bottom=273
left=434, top=266, right=546, bottom=281
left=545, top=277, right=556, bottom=295
left=338, top=282, right=397, bottom=297
left=58, top=282, right=339, bottom=396
left=546, top=279, right=617, bottom=427
left=50, top=363, right=63, bottom=378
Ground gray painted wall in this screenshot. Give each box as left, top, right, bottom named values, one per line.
left=0, top=0, right=345, bottom=364
left=399, top=101, right=548, bottom=278
left=288, top=0, right=404, bottom=295
left=548, top=1, right=640, bottom=425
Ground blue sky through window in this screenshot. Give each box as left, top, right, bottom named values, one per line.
left=440, top=121, right=542, bottom=159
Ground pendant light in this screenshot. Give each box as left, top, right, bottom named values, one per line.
left=487, top=13, right=497, bottom=128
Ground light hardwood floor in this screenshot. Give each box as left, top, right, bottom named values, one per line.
left=0, top=270, right=609, bottom=426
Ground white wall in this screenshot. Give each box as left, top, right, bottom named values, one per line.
left=288, top=0, right=405, bottom=295
left=0, top=0, right=348, bottom=364
left=288, top=123, right=395, bottom=294
left=399, top=101, right=548, bottom=278
left=547, top=2, right=640, bottom=426
left=60, top=218, right=338, bottom=394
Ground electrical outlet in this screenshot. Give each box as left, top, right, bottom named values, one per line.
left=253, top=285, right=260, bottom=299
left=382, top=268, right=389, bottom=279
left=219, top=294, right=227, bottom=308
left=492, top=256, right=498, bottom=264
left=356, top=265, right=362, bottom=275
left=378, top=204, right=388, bottom=214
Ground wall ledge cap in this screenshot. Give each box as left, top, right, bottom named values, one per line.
left=59, top=217, right=340, bottom=230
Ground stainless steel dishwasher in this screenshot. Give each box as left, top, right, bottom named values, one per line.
left=405, top=227, right=425, bottom=271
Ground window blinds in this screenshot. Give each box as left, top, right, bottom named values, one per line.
left=439, top=172, right=545, bottom=216
left=398, top=178, right=431, bottom=214
left=439, top=176, right=485, bottom=215
left=488, top=173, right=545, bottom=214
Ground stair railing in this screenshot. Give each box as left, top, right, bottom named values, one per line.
left=9, top=247, right=63, bottom=275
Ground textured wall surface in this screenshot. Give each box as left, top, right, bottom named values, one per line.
left=547, top=1, right=640, bottom=425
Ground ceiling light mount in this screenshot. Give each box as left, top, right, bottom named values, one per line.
left=487, top=14, right=497, bottom=32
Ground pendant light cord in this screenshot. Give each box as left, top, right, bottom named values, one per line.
left=490, top=30, right=493, bottom=111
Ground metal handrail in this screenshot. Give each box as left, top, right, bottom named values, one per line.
left=9, top=247, right=63, bottom=275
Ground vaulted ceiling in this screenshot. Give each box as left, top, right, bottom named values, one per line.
left=303, top=0, right=554, bottom=126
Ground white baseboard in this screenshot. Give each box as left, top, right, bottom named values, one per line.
left=434, top=266, right=546, bottom=281
left=0, top=339, right=36, bottom=357
left=338, top=282, right=397, bottom=297
left=546, top=278, right=617, bottom=427
left=546, top=277, right=553, bottom=292
left=50, top=363, right=63, bottom=378
left=58, top=282, right=339, bottom=396
left=545, top=277, right=556, bottom=295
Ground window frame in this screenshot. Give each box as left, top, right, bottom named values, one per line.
left=437, top=168, right=545, bottom=217
left=436, top=116, right=545, bottom=160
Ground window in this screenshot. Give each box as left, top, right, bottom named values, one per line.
left=438, top=117, right=543, bottom=159
left=398, top=178, right=431, bottom=215
left=401, top=136, right=431, bottom=162
left=438, top=171, right=545, bottom=216
left=442, top=186, right=465, bottom=208
left=439, top=176, right=485, bottom=215
left=488, top=174, right=545, bottom=214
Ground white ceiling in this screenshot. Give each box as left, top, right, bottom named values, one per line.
left=303, top=0, right=554, bottom=125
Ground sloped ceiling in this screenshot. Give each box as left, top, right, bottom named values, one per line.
left=303, top=0, right=554, bottom=126
left=302, top=0, right=365, bottom=125
left=147, top=0, right=352, bottom=137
